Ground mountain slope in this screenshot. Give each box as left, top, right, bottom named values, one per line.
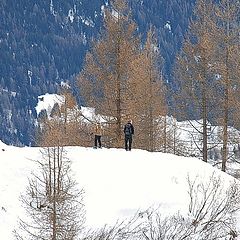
left=0, top=0, right=195, bottom=146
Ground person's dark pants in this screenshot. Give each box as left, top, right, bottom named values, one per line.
left=125, top=135, right=132, bottom=151
left=95, top=135, right=102, bottom=148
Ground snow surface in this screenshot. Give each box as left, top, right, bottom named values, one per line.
left=0, top=140, right=239, bottom=239
left=35, top=93, right=65, bottom=117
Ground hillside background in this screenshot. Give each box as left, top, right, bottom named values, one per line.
left=0, top=0, right=195, bottom=146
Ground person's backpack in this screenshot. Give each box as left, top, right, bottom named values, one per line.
left=125, top=123, right=132, bottom=135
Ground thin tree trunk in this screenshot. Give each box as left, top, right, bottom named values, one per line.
left=202, top=3, right=208, bottom=163
left=52, top=147, right=57, bottom=240
left=116, top=16, right=122, bottom=148
left=57, top=146, right=62, bottom=194
left=116, top=69, right=122, bottom=147
left=163, top=115, right=167, bottom=153
left=173, top=118, right=176, bottom=154
left=48, top=148, right=52, bottom=197
left=202, top=80, right=208, bottom=162
left=222, top=47, right=230, bottom=172
left=222, top=1, right=230, bottom=172
left=149, top=51, right=154, bottom=152
left=200, top=16, right=208, bottom=162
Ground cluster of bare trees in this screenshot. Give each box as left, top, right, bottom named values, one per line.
left=35, top=0, right=239, bottom=167
left=76, top=0, right=240, bottom=169
left=37, top=86, right=95, bottom=148
left=77, top=0, right=167, bottom=151
left=174, top=0, right=240, bottom=170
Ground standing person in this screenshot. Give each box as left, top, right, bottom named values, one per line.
left=93, top=122, right=103, bottom=148
left=124, top=120, right=134, bottom=151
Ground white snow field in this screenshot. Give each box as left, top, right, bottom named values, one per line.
left=0, top=140, right=239, bottom=239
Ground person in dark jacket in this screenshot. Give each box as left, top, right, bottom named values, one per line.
left=124, top=120, right=134, bottom=151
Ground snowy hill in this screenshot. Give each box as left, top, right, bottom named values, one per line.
left=0, top=141, right=240, bottom=239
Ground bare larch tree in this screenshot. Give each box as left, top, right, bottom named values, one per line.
left=14, top=146, right=85, bottom=240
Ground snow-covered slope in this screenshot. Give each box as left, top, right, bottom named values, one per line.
left=0, top=141, right=238, bottom=239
